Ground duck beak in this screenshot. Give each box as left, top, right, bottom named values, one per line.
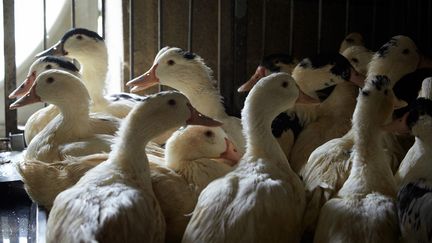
left=9, top=86, right=41, bottom=109
left=349, top=68, right=366, bottom=87
left=35, top=41, right=66, bottom=57
left=126, top=63, right=160, bottom=92
left=9, top=71, right=36, bottom=99
left=238, top=66, right=267, bottom=92
left=219, top=138, right=242, bottom=166
left=393, top=97, right=408, bottom=109
left=186, top=103, right=222, bottom=127
left=417, top=54, right=432, bottom=69
left=382, top=112, right=410, bottom=134
left=296, top=89, right=320, bottom=104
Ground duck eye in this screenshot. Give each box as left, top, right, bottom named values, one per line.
left=402, top=49, right=410, bottom=55
left=76, top=35, right=83, bottom=40
left=45, top=64, right=52, bottom=70
left=282, top=82, right=288, bottom=88
left=46, top=77, right=55, bottom=84
left=204, top=130, right=214, bottom=137
left=351, top=58, right=359, bottom=63
left=167, top=60, right=175, bottom=65
left=167, top=99, right=176, bottom=106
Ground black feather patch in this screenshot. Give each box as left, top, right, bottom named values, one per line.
left=271, top=112, right=303, bottom=140
left=398, top=179, right=432, bottom=219
left=260, top=53, right=295, bottom=72
left=40, top=56, right=79, bottom=72
left=370, top=75, right=390, bottom=91
left=175, top=49, right=196, bottom=60
left=406, top=98, right=432, bottom=129
left=393, top=69, right=432, bottom=119
left=377, top=37, right=398, bottom=58
left=345, top=37, right=355, bottom=43
left=299, top=53, right=352, bottom=81
left=61, top=28, right=103, bottom=43
left=315, top=85, right=336, bottom=101
left=108, top=93, right=145, bottom=102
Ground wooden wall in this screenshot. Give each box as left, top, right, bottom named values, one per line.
left=123, top=0, right=432, bottom=116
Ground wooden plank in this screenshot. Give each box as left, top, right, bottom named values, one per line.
left=292, top=0, right=319, bottom=58
left=246, top=0, right=265, bottom=80
left=161, top=0, right=189, bottom=49
left=192, top=0, right=219, bottom=77
left=3, top=0, right=20, bottom=136
left=347, top=0, right=375, bottom=48
left=263, top=0, right=292, bottom=55
left=320, top=0, right=346, bottom=52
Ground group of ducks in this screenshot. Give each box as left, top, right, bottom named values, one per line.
left=8, top=27, right=432, bottom=242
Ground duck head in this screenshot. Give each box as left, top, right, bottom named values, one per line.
left=127, top=47, right=215, bottom=93
left=9, top=56, right=80, bottom=99
left=339, top=32, right=364, bottom=53
left=9, top=70, right=90, bottom=109
left=36, top=28, right=106, bottom=60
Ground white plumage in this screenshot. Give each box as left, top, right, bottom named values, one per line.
left=46, top=91, right=220, bottom=242
left=182, top=73, right=308, bottom=243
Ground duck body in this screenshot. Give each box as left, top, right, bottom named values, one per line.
left=47, top=91, right=220, bottom=242
left=183, top=73, right=307, bottom=243
left=314, top=75, right=400, bottom=243
left=394, top=98, right=432, bottom=242
left=10, top=70, right=119, bottom=163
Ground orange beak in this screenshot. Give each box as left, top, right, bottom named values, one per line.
left=296, top=88, right=321, bottom=104
left=382, top=112, right=410, bottom=134
left=126, top=63, right=160, bottom=92
left=186, top=103, right=223, bottom=127
left=9, top=85, right=41, bottom=109
left=219, top=138, right=242, bottom=166
left=9, top=71, right=36, bottom=99
left=349, top=68, right=366, bottom=87
left=238, top=66, right=267, bottom=92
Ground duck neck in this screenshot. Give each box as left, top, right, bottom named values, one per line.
left=320, top=82, right=358, bottom=115
left=79, top=51, right=109, bottom=108
left=171, top=71, right=227, bottom=120
left=243, top=105, right=289, bottom=169
left=56, top=100, right=92, bottom=137
left=109, top=108, right=163, bottom=174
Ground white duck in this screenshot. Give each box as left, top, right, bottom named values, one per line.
left=126, top=47, right=246, bottom=153
left=9, top=56, right=81, bottom=144
left=182, top=73, right=316, bottom=243
left=165, top=125, right=241, bottom=192
left=46, top=91, right=221, bottom=242
left=301, top=35, right=419, bottom=236
left=18, top=124, right=238, bottom=242
left=242, top=53, right=298, bottom=91
left=339, top=32, right=364, bottom=53
left=390, top=78, right=432, bottom=242
left=342, top=45, right=374, bottom=76
left=314, top=75, right=400, bottom=243
left=10, top=70, right=119, bottom=163
left=36, top=28, right=137, bottom=118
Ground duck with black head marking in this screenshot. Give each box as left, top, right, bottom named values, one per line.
left=314, top=74, right=401, bottom=243
left=389, top=91, right=432, bottom=243
left=127, top=46, right=246, bottom=154
left=9, top=56, right=84, bottom=144
left=36, top=28, right=139, bottom=118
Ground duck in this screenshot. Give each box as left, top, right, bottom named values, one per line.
left=46, top=91, right=222, bottom=242
left=393, top=96, right=432, bottom=243
left=18, top=124, right=238, bottom=242
left=126, top=46, right=246, bottom=153
left=339, top=32, right=364, bottom=53
left=238, top=53, right=364, bottom=165
left=300, top=35, right=420, bottom=237
left=10, top=70, right=119, bottom=163
left=36, top=28, right=137, bottom=118
left=182, top=73, right=317, bottom=243
left=165, top=125, right=241, bottom=193
left=342, top=45, right=374, bottom=76
left=314, top=75, right=400, bottom=243
left=9, top=56, right=81, bottom=144
left=241, top=53, right=298, bottom=91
